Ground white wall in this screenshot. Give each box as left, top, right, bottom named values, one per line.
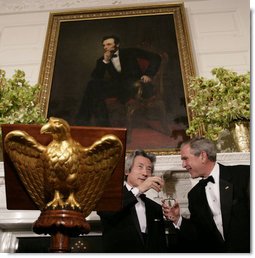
left=0, top=0, right=250, bottom=85
left=184, top=0, right=250, bottom=75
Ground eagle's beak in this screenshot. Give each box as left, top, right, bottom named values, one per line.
left=40, top=122, right=51, bottom=134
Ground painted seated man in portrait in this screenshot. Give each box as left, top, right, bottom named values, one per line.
left=76, top=34, right=161, bottom=127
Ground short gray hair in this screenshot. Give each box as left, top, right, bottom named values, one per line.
left=181, top=137, right=217, bottom=162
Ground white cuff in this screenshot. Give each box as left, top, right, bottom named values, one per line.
left=173, top=216, right=182, bottom=229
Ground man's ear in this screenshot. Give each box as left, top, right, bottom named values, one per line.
left=200, top=150, right=208, bottom=162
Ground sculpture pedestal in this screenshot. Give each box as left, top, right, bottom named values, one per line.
left=33, top=209, right=90, bottom=253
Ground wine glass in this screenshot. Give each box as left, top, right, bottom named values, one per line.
left=153, top=172, right=164, bottom=200
left=160, top=173, right=176, bottom=206
left=161, top=192, right=176, bottom=207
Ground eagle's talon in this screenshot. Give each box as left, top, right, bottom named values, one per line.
left=65, top=192, right=81, bottom=209
left=46, top=200, right=65, bottom=209
left=46, top=190, right=65, bottom=209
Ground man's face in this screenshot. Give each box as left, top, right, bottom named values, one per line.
left=126, top=156, right=153, bottom=187
left=102, top=38, right=119, bottom=53
left=181, top=144, right=203, bottom=178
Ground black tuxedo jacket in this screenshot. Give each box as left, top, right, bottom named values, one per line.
left=97, top=186, right=167, bottom=253
left=179, top=163, right=250, bottom=253
left=76, top=47, right=161, bottom=124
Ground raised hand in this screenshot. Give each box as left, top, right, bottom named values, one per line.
left=162, top=198, right=180, bottom=225
left=138, top=175, right=163, bottom=194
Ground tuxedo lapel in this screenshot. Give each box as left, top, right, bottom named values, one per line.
left=127, top=190, right=145, bottom=245
left=108, top=62, right=121, bottom=75
left=123, top=186, right=140, bottom=231
left=197, top=181, right=213, bottom=215
left=118, top=50, right=127, bottom=71
left=194, top=179, right=226, bottom=241
left=219, top=168, right=233, bottom=236
left=130, top=206, right=144, bottom=242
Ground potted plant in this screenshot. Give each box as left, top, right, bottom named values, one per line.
left=186, top=67, right=250, bottom=151
left=0, top=69, right=47, bottom=159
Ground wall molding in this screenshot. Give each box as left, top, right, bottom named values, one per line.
left=0, top=0, right=177, bottom=14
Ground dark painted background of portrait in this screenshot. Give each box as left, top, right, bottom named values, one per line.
left=48, top=14, right=189, bottom=150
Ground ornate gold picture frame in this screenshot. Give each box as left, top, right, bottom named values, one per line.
left=38, top=2, right=195, bottom=154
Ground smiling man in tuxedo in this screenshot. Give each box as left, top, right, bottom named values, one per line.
left=97, top=149, right=169, bottom=253
left=162, top=137, right=250, bottom=253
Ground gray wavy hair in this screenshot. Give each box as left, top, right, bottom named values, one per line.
left=124, top=149, right=156, bottom=179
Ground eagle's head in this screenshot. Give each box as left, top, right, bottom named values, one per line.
left=40, top=117, right=71, bottom=140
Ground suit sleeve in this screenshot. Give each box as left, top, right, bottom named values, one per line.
left=97, top=187, right=137, bottom=223
left=172, top=217, right=199, bottom=252
left=91, top=57, right=109, bottom=78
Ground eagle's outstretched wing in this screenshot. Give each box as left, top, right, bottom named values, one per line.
left=4, top=130, right=46, bottom=210
left=76, top=134, right=123, bottom=217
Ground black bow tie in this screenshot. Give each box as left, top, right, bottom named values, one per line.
left=139, top=193, right=146, bottom=201
left=111, top=54, right=118, bottom=58
left=200, top=175, right=215, bottom=187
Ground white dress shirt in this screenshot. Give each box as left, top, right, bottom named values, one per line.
left=174, top=163, right=224, bottom=240
left=125, top=182, right=147, bottom=233
left=205, top=163, right=225, bottom=239
left=110, top=50, right=121, bottom=72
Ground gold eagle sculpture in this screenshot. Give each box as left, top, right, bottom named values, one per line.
left=4, top=117, right=123, bottom=217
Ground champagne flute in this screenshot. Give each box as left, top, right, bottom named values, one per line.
left=153, top=172, right=164, bottom=200
left=160, top=173, right=176, bottom=206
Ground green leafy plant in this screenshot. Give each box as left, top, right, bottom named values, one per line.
left=186, top=67, right=250, bottom=141
left=0, top=69, right=47, bottom=137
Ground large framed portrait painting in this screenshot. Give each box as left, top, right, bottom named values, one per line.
left=38, top=2, right=195, bottom=154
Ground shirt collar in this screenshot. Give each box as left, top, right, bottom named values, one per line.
left=124, top=181, right=132, bottom=191
left=114, top=50, right=119, bottom=57
left=209, top=162, right=219, bottom=184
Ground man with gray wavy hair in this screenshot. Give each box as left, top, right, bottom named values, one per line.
left=98, top=149, right=168, bottom=252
